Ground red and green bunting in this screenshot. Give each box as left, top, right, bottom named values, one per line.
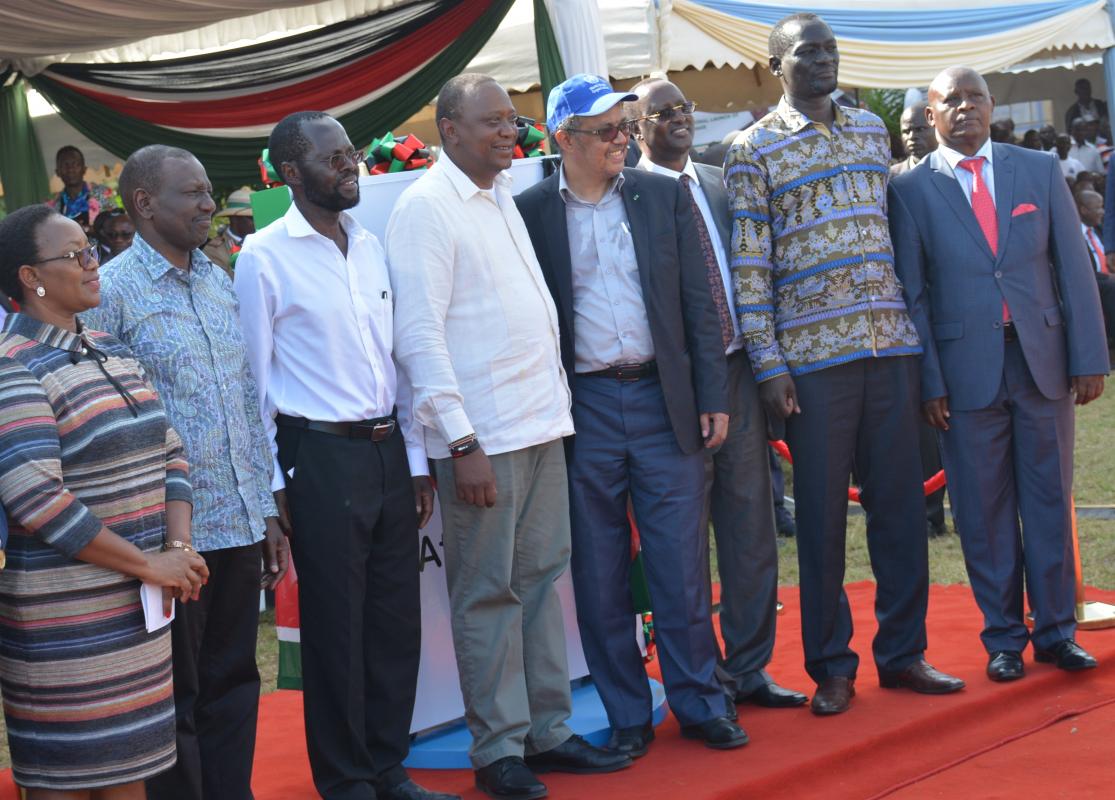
left=29, top=0, right=515, bottom=186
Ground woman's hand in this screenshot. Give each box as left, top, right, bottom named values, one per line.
left=143, top=549, right=209, bottom=616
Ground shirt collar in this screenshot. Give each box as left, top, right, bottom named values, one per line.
left=282, top=198, right=367, bottom=243
left=130, top=232, right=212, bottom=282
left=436, top=150, right=514, bottom=202
left=3, top=312, right=84, bottom=353
left=558, top=164, right=625, bottom=205
left=636, top=154, right=699, bottom=184
left=935, top=137, right=994, bottom=172
left=776, top=96, right=848, bottom=134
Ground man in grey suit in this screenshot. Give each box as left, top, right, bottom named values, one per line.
left=516, top=74, right=748, bottom=756
left=630, top=77, right=806, bottom=712
left=889, top=66, right=1108, bottom=683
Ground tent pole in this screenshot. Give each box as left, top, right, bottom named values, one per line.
left=1105, top=4, right=1115, bottom=121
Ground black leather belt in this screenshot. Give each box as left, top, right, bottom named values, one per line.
left=1002, top=321, right=1018, bottom=342
left=276, top=412, right=396, bottom=441
left=580, top=361, right=658, bottom=381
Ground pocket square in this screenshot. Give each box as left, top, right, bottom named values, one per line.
left=1012, top=203, right=1038, bottom=217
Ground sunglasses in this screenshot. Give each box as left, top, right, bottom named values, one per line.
left=641, top=101, right=698, bottom=124
left=38, top=244, right=100, bottom=269
left=562, top=119, right=637, bottom=143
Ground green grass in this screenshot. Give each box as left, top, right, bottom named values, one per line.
left=1, top=392, right=1112, bottom=772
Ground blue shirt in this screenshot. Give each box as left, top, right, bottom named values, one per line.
left=83, top=233, right=276, bottom=552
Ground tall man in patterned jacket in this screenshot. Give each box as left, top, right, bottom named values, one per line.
left=724, top=13, right=965, bottom=716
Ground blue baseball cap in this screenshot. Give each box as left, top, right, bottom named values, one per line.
left=546, top=74, right=638, bottom=133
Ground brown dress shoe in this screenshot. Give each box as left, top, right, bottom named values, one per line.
left=811, top=676, right=854, bottom=715
left=878, top=660, right=966, bottom=694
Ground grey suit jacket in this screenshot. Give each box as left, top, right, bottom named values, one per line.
left=692, top=161, right=732, bottom=253
left=515, top=167, right=728, bottom=455
left=888, top=143, right=1108, bottom=411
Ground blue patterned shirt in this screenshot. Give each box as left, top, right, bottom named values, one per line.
left=725, top=97, right=922, bottom=381
left=83, top=233, right=276, bottom=552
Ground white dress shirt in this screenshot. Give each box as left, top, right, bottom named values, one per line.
left=233, top=202, right=427, bottom=490
left=933, top=138, right=996, bottom=207
left=636, top=154, right=743, bottom=354
left=1069, top=140, right=1105, bottom=174
left=385, top=152, right=574, bottom=458
left=1082, top=222, right=1106, bottom=271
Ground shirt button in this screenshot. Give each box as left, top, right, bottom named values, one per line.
left=613, top=301, right=620, bottom=307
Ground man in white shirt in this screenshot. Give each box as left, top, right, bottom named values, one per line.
left=234, top=112, right=454, bottom=800
left=386, top=75, right=630, bottom=800
left=1069, top=117, right=1105, bottom=174
left=630, top=78, right=807, bottom=715
left=1055, top=133, right=1086, bottom=181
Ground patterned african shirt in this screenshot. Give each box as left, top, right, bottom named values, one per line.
left=725, top=97, right=921, bottom=382
left=82, top=234, right=276, bottom=552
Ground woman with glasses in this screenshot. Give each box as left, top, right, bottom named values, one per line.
left=0, top=204, right=209, bottom=798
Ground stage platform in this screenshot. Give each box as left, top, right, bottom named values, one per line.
left=1, top=581, right=1113, bottom=799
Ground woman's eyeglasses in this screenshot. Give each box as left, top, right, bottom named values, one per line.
left=562, top=119, right=637, bottom=143
left=38, top=245, right=100, bottom=269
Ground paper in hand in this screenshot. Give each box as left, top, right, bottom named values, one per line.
left=141, top=582, right=174, bottom=633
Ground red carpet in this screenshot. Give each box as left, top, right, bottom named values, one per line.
left=2, top=582, right=1113, bottom=799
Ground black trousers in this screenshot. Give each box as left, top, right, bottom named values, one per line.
left=785, top=356, right=929, bottom=682
left=146, top=543, right=262, bottom=800
left=276, top=423, right=420, bottom=800
left=919, top=421, right=946, bottom=529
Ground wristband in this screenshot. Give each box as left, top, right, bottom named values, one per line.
left=449, top=436, right=481, bottom=459
left=163, top=540, right=196, bottom=553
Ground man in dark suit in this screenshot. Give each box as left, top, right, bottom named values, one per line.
left=516, top=73, right=747, bottom=756
left=889, top=66, right=1108, bottom=682
left=629, top=77, right=806, bottom=713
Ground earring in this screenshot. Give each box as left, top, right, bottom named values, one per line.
left=35, top=286, right=46, bottom=298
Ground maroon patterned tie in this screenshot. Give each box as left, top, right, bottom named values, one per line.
left=679, top=174, right=734, bottom=350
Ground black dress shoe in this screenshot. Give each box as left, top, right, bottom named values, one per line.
left=680, top=717, right=749, bottom=750
left=525, top=734, right=632, bottom=775
left=878, top=660, right=965, bottom=694
left=736, top=680, right=808, bottom=708
left=377, top=778, right=461, bottom=800
left=475, top=757, right=547, bottom=800
left=987, top=650, right=1025, bottom=682
left=811, top=676, right=854, bottom=715
left=1034, top=639, right=1098, bottom=671
left=606, top=723, right=654, bottom=759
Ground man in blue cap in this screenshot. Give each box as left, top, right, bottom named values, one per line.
left=516, top=74, right=747, bottom=756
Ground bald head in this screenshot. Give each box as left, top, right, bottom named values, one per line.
left=926, top=66, right=994, bottom=156
left=1077, top=188, right=1103, bottom=228
left=631, top=78, right=695, bottom=168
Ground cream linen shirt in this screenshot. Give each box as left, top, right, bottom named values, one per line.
left=385, top=152, right=574, bottom=458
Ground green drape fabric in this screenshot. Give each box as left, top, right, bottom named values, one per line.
left=533, top=0, right=566, bottom=106
left=0, top=78, right=50, bottom=211
left=28, top=0, right=515, bottom=188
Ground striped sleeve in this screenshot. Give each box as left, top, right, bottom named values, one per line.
left=0, top=358, right=104, bottom=557
left=164, top=424, right=193, bottom=505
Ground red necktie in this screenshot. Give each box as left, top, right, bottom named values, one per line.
left=957, top=157, right=1010, bottom=321
left=1087, top=227, right=1108, bottom=273
left=679, top=174, right=735, bottom=350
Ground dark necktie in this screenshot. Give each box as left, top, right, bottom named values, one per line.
left=679, top=174, right=734, bottom=350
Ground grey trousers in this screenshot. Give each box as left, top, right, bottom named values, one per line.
left=435, top=439, right=574, bottom=768
left=701, top=350, right=779, bottom=697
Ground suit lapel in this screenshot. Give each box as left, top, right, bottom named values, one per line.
left=620, top=170, right=654, bottom=300
left=539, top=176, right=575, bottom=331
left=694, top=162, right=731, bottom=251
left=991, top=144, right=1014, bottom=266
left=927, top=152, right=996, bottom=261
